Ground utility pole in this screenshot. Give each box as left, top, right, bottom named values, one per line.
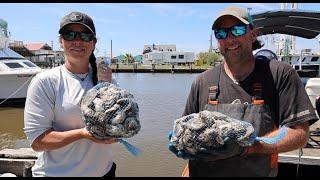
left=209, top=31, right=212, bottom=53
left=247, top=8, right=252, bottom=16
left=111, top=40, right=113, bottom=59
left=279, top=3, right=298, bottom=56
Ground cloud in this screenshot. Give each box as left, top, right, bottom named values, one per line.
left=232, top=3, right=276, bottom=12
left=30, top=26, right=41, bottom=31
left=89, top=3, right=138, bottom=17
left=94, top=18, right=119, bottom=24
left=140, top=3, right=209, bottom=19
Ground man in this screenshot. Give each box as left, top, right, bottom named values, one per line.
left=169, top=6, right=318, bottom=177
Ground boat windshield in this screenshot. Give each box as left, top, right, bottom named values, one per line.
left=23, top=61, right=37, bottom=68
left=3, top=62, right=24, bottom=69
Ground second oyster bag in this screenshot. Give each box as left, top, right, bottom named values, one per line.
left=169, top=110, right=287, bottom=155
left=80, top=82, right=142, bottom=156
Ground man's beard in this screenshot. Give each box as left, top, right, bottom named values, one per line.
left=222, top=49, right=251, bottom=65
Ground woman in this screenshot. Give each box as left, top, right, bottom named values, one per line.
left=24, top=11, right=117, bottom=177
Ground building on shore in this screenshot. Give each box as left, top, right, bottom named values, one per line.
left=24, top=43, right=54, bottom=67
left=9, top=41, right=64, bottom=68
left=143, top=44, right=176, bottom=53
left=134, top=55, right=143, bottom=64
left=142, top=44, right=195, bottom=65
left=8, top=41, right=33, bottom=57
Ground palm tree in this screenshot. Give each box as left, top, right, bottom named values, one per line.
left=124, top=53, right=134, bottom=64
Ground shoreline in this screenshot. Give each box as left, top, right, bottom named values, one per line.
left=108, top=64, right=212, bottom=74
left=111, top=68, right=207, bottom=73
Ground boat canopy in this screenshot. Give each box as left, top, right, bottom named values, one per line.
left=252, top=10, right=320, bottom=39
left=0, top=48, right=25, bottom=60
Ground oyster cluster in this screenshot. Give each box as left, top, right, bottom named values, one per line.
left=80, top=82, right=140, bottom=139
left=169, top=110, right=255, bottom=155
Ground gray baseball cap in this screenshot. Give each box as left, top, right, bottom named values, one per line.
left=59, top=11, right=96, bottom=36
left=212, top=6, right=253, bottom=30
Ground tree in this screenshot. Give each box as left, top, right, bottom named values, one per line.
left=124, top=53, right=134, bottom=64
left=195, top=52, right=222, bottom=66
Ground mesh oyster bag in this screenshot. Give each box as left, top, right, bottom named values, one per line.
left=80, top=82, right=141, bottom=138
left=169, top=110, right=287, bottom=155
left=80, top=82, right=142, bottom=156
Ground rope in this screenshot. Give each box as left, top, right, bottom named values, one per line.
left=0, top=73, right=36, bottom=105
left=296, top=148, right=303, bottom=177
left=117, top=139, right=142, bottom=157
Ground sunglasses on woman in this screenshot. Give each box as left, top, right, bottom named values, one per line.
left=61, top=30, right=95, bottom=42
left=214, top=24, right=248, bottom=40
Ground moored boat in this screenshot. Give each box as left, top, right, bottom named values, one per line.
left=0, top=18, right=42, bottom=106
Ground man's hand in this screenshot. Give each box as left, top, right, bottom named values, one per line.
left=168, top=131, right=249, bottom=161
left=193, top=137, right=248, bottom=161
left=168, top=131, right=196, bottom=160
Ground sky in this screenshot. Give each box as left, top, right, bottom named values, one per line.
left=1, top=3, right=320, bottom=57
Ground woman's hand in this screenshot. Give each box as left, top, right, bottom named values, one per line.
left=81, top=128, right=117, bottom=144
left=97, top=60, right=112, bottom=83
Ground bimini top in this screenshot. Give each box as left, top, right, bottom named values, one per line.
left=252, top=10, right=320, bottom=39
left=0, top=48, right=25, bottom=60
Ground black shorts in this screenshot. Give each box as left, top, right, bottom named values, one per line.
left=102, top=162, right=117, bottom=177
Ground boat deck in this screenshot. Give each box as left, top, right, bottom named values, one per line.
left=278, top=120, right=320, bottom=177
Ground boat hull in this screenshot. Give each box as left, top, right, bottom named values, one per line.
left=0, top=72, right=38, bottom=101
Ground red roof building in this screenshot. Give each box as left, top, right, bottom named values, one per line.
left=24, top=43, right=52, bottom=51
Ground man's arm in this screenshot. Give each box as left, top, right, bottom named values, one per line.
left=248, top=121, right=309, bottom=154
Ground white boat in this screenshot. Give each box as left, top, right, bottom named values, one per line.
left=253, top=10, right=320, bottom=176
left=0, top=18, right=42, bottom=105
left=291, top=54, right=320, bottom=78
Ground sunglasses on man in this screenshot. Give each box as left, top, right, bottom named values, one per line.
left=214, top=24, right=248, bottom=40
left=61, top=30, right=95, bottom=42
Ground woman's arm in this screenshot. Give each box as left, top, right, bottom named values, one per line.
left=32, top=128, right=117, bottom=152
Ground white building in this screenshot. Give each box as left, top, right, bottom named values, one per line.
left=143, top=51, right=195, bottom=65
left=142, top=44, right=195, bottom=64
left=143, top=44, right=176, bottom=53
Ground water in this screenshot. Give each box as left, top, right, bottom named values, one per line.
left=0, top=72, right=199, bottom=177
left=110, top=73, right=198, bottom=176
left=0, top=107, right=28, bottom=149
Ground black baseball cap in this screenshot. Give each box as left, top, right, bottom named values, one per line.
left=58, top=12, right=96, bottom=36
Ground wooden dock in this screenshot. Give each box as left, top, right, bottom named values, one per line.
left=0, top=148, right=37, bottom=177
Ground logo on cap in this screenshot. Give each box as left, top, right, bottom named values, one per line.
left=70, top=13, right=83, bottom=22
